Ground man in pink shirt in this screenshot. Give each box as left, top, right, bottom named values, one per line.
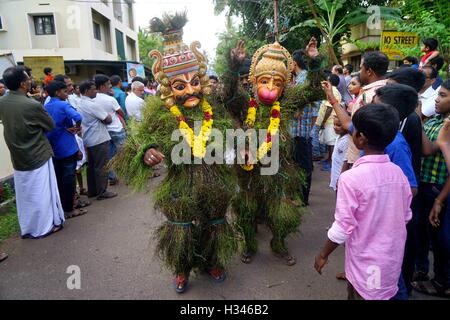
left=345, top=51, right=389, bottom=168
left=315, top=104, right=412, bottom=300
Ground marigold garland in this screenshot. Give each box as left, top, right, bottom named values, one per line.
left=169, top=99, right=213, bottom=158
left=242, top=100, right=281, bottom=171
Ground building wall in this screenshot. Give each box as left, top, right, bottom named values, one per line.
left=0, top=0, right=139, bottom=62
left=0, top=0, right=139, bottom=180
left=0, top=123, right=13, bottom=180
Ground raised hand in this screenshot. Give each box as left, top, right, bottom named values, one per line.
left=321, top=81, right=335, bottom=102
left=305, top=37, right=319, bottom=59
left=231, top=39, right=247, bottom=64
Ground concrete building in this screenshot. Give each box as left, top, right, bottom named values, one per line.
left=0, top=0, right=144, bottom=180
left=0, top=0, right=140, bottom=83
left=341, top=21, right=401, bottom=72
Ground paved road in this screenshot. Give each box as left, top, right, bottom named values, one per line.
left=0, top=167, right=436, bottom=300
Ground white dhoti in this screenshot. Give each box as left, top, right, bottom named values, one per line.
left=14, top=158, right=65, bottom=238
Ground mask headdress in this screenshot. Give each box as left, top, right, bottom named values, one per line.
left=249, top=42, right=294, bottom=88
left=149, top=11, right=210, bottom=108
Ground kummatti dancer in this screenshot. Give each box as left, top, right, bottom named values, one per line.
left=218, top=37, right=326, bottom=266
left=113, top=12, right=238, bottom=294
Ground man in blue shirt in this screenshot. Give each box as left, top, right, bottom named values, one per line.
left=111, top=75, right=127, bottom=119
left=45, top=81, right=86, bottom=218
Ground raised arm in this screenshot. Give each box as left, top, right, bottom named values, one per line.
left=282, top=37, right=326, bottom=114
left=218, top=40, right=250, bottom=121
left=321, top=81, right=352, bottom=131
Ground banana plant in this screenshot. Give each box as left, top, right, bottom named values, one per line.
left=292, top=0, right=402, bottom=66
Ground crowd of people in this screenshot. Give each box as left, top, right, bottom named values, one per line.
left=292, top=37, right=449, bottom=299
left=0, top=66, right=155, bottom=242
left=0, top=34, right=449, bottom=300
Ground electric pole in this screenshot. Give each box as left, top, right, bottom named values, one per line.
left=273, top=0, right=279, bottom=42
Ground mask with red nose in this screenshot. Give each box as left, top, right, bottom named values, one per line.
left=249, top=42, right=293, bottom=106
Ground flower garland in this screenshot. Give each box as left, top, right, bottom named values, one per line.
left=169, top=99, right=213, bottom=158
left=242, top=99, right=281, bottom=171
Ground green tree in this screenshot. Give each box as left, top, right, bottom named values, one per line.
left=291, top=0, right=401, bottom=65
left=138, top=27, right=164, bottom=69
left=386, top=0, right=450, bottom=73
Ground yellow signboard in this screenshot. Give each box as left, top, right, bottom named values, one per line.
left=380, top=31, right=419, bottom=60
left=22, top=56, right=65, bottom=84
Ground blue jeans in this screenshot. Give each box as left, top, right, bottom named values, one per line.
left=311, top=125, right=326, bottom=158
left=391, top=274, right=408, bottom=300
left=108, top=129, right=127, bottom=180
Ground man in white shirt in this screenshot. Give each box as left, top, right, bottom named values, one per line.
left=68, top=84, right=82, bottom=110
left=419, top=65, right=439, bottom=118
left=77, top=80, right=117, bottom=200
left=125, top=81, right=145, bottom=121
left=94, top=75, right=127, bottom=185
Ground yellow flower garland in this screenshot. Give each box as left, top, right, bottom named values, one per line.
left=169, top=99, right=213, bottom=158
left=242, top=100, right=281, bottom=171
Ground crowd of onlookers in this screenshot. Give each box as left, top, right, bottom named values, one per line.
left=0, top=65, right=156, bottom=248
left=286, top=37, right=449, bottom=299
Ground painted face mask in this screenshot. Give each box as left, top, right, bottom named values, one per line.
left=249, top=42, right=294, bottom=106
left=149, top=12, right=210, bottom=109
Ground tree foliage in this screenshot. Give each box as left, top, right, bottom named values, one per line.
left=138, top=27, right=164, bottom=70
left=213, top=0, right=400, bottom=68
left=387, top=0, right=449, bottom=69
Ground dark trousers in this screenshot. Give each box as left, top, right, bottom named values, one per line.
left=293, top=136, right=313, bottom=204
left=431, top=197, right=450, bottom=288
left=414, top=183, right=440, bottom=275
left=87, top=141, right=109, bottom=198
left=402, top=195, right=420, bottom=293
left=412, top=182, right=450, bottom=288
left=53, top=152, right=78, bottom=212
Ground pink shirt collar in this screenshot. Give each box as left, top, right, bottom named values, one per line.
left=353, top=154, right=390, bottom=168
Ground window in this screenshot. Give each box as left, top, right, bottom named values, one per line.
left=33, top=15, right=55, bottom=35
left=93, top=21, right=101, bottom=40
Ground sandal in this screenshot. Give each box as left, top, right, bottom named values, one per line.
left=411, top=279, right=449, bottom=297
left=0, top=252, right=8, bottom=263
left=208, top=268, right=226, bottom=283
left=47, top=225, right=63, bottom=236
left=65, top=208, right=87, bottom=219
left=174, top=273, right=189, bottom=293
left=270, top=238, right=296, bottom=266
left=241, top=251, right=254, bottom=264
left=74, top=199, right=91, bottom=209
